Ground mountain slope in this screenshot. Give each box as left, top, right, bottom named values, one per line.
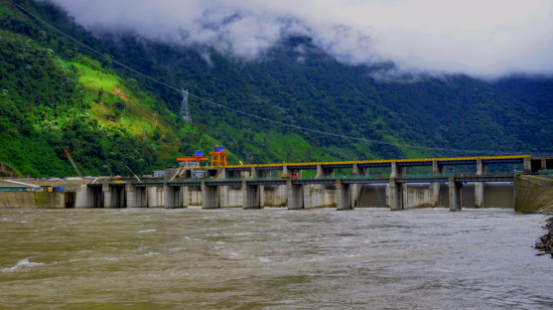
left=0, top=2, right=227, bottom=176
left=2, top=0, right=553, bottom=176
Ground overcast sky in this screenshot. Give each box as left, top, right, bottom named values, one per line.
left=48, top=0, right=553, bottom=78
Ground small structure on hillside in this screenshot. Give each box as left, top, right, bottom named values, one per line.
left=177, top=150, right=209, bottom=168
left=209, top=146, right=228, bottom=167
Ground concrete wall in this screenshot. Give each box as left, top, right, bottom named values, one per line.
left=0, top=191, right=72, bottom=209
left=438, top=186, right=450, bottom=207
left=461, top=184, right=476, bottom=208
left=356, top=185, right=387, bottom=208
left=515, top=175, right=553, bottom=213
left=484, top=183, right=513, bottom=209
left=304, top=185, right=336, bottom=208
left=263, top=186, right=287, bottom=207
left=436, top=182, right=513, bottom=209
left=405, top=184, right=434, bottom=209
left=147, top=186, right=165, bottom=208
left=189, top=187, right=202, bottom=206
left=220, top=186, right=243, bottom=208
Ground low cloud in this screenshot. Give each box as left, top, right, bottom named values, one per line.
left=48, top=0, right=553, bottom=78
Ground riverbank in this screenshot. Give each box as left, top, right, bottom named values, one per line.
left=515, top=175, right=553, bottom=213
left=535, top=216, right=553, bottom=257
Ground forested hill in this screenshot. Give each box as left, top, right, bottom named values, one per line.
left=1, top=0, right=553, bottom=176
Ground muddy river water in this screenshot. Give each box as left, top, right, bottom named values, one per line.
left=1, top=208, right=552, bottom=309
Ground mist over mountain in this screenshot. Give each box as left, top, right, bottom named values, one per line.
left=47, top=0, right=553, bottom=78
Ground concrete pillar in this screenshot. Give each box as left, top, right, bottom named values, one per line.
left=164, top=185, right=184, bottom=208
left=523, top=158, right=531, bottom=174
left=352, top=164, right=369, bottom=207
left=125, top=184, right=137, bottom=208
left=475, top=159, right=486, bottom=208
left=147, top=186, right=164, bottom=208
left=287, top=180, right=304, bottom=210
left=102, top=184, right=115, bottom=208
left=316, top=165, right=334, bottom=177
left=257, top=170, right=270, bottom=208
left=75, top=185, right=93, bottom=208
left=431, top=161, right=442, bottom=207
left=217, top=168, right=228, bottom=208
left=242, top=181, right=261, bottom=209
left=316, top=165, right=323, bottom=177
left=180, top=186, right=189, bottom=208
left=390, top=162, right=408, bottom=207
left=136, top=187, right=147, bottom=208
left=449, top=177, right=462, bottom=211
left=201, top=182, right=219, bottom=209
left=387, top=178, right=403, bottom=211
left=390, top=162, right=399, bottom=178
left=390, top=163, right=408, bottom=208
left=352, top=163, right=369, bottom=176
left=162, top=185, right=173, bottom=208
left=336, top=180, right=352, bottom=210
left=400, top=166, right=408, bottom=209
left=250, top=168, right=269, bottom=179
left=542, top=159, right=547, bottom=171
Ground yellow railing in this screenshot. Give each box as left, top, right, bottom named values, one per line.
left=209, top=154, right=531, bottom=169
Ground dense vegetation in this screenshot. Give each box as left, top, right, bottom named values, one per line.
left=1, top=0, right=552, bottom=176
left=0, top=1, right=223, bottom=176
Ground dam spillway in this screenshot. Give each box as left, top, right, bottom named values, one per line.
left=73, top=155, right=551, bottom=211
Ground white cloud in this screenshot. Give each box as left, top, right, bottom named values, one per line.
left=48, top=0, right=553, bottom=78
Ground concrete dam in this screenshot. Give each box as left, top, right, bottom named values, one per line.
left=71, top=155, right=553, bottom=211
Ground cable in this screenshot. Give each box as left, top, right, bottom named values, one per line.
left=186, top=93, right=495, bottom=154
left=10, top=0, right=541, bottom=156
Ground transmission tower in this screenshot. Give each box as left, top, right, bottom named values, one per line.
left=180, top=89, right=191, bottom=124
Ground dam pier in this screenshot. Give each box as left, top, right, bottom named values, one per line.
left=70, top=155, right=552, bottom=211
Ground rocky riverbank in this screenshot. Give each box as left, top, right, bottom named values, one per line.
left=535, top=217, right=553, bottom=257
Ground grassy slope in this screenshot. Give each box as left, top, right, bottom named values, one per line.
left=0, top=4, right=322, bottom=176
left=0, top=11, right=225, bottom=176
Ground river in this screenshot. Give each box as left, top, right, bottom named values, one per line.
left=1, top=208, right=552, bottom=309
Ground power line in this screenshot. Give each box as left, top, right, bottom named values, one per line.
left=186, top=93, right=495, bottom=154
left=180, top=89, right=191, bottom=124
left=10, top=0, right=537, bottom=156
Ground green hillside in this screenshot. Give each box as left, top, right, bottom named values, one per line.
left=1, top=0, right=552, bottom=177
left=0, top=0, right=336, bottom=176
left=0, top=3, right=227, bottom=176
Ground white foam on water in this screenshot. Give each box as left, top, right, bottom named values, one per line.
left=1, top=258, right=45, bottom=272
left=97, top=257, right=119, bottom=261
left=168, top=247, right=183, bottom=253
left=258, top=257, right=272, bottom=263
left=69, top=256, right=119, bottom=263
left=222, top=250, right=240, bottom=259
left=143, top=252, right=160, bottom=257
left=216, top=241, right=226, bottom=245
left=133, top=246, right=149, bottom=252
left=233, top=232, right=253, bottom=237
left=1, top=217, right=9, bottom=222
left=138, top=229, right=156, bottom=234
